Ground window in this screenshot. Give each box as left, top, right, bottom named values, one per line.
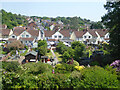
left=12, top=36, right=15, bottom=38
left=54, top=36, right=57, bottom=38
left=22, top=35, right=25, bottom=37
left=84, top=36, right=86, bottom=38
left=29, top=41, right=32, bottom=43
left=89, top=36, right=91, bottom=38
left=25, top=41, right=27, bottom=43
left=59, top=36, right=61, bottom=38
left=26, top=35, right=29, bottom=38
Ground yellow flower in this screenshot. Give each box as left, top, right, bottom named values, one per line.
left=75, top=66, right=85, bottom=71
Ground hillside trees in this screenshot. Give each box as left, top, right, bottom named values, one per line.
left=1, top=9, right=28, bottom=29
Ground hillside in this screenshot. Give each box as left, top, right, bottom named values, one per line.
left=0, top=9, right=28, bottom=29
left=1, top=9, right=104, bottom=30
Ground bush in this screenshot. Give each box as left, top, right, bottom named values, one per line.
left=2, top=61, right=20, bottom=72
left=70, top=71, right=82, bottom=88
left=90, top=61, right=100, bottom=66
left=80, top=66, right=119, bottom=88
left=22, top=62, right=53, bottom=74
left=55, top=63, right=75, bottom=74
left=73, top=60, right=79, bottom=66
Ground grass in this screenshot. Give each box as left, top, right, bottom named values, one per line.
left=54, top=52, right=62, bottom=62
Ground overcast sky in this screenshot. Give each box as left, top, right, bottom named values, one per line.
left=1, top=0, right=107, bottom=21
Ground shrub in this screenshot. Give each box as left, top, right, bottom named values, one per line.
left=73, top=60, right=79, bottom=66
left=22, top=62, right=53, bottom=74
left=2, top=62, right=21, bottom=72
left=55, top=63, right=75, bottom=74
left=90, top=61, right=100, bottom=66
left=80, top=66, right=119, bottom=88
left=70, top=71, right=82, bottom=88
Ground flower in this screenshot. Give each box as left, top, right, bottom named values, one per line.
left=110, top=60, right=120, bottom=72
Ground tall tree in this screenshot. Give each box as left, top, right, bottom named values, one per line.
left=102, top=1, right=120, bottom=60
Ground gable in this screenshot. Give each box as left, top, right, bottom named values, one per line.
left=20, top=31, right=31, bottom=38
left=83, top=32, right=92, bottom=37
left=52, top=31, right=63, bottom=37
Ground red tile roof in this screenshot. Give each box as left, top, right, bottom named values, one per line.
left=2, top=29, right=11, bottom=36
left=59, top=30, right=71, bottom=37
left=13, top=29, right=25, bottom=36
left=44, top=30, right=55, bottom=37
left=73, top=31, right=86, bottom=38
left=27, top=30, right=39, bottom=37
left=95, top=29, right=108, bottom=37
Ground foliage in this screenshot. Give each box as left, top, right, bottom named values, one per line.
left=55, top=63, right=75, bottom=74
left=2, top=62, right=21, bottom=72
left=62, top=47, right=74, bottom=63
left=73, top=60, right=79, bottom=66
left=62, top=51, right=70, bottom=63
left=80, top=66, right=119, bottom=88
left=22, top=62, right=53, bottom=74
left=90, top=61, right=100, bottom=66
left=56, top=41, right=68, bottom=54
left=90, top=21, right=103, bottom=29
left=102, top=1, right=120, bottom=60
left=74, top=66, right=85, bottom=71
left=69, top=71, right=82, bottom=88
left=110, top=60, right=120, bottom=72
left=38, top=40, right=47, bottom=56
left=1, top=9, right=28, bottom=29
left=7, top=40, right=24, bottom=50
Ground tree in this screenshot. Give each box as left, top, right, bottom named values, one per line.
left=71, top=41, right=85, bottom=61
left=102, top=1, right=120, bottom=60
left=7, top=40, right=24, bottom=50
left=38, top=40, right=47, bottom=56
left=56, top=41, right=68, bottom=54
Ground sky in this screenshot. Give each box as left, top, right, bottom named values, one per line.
left=1, top=0, right=108, bottom=22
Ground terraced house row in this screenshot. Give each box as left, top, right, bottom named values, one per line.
left=0, top=24, right=109, bottom=47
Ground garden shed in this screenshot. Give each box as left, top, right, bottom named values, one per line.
left=25, top=50, right=38, bottom=62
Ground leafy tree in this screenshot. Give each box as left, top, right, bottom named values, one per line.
left=56, top=41, right=68, bottom=54
left=90, top=21, right=103, bottom=29
left=102, top=1, right=120, bottom=60
left=62, top=51, right=70, bottom=63
left=7, top=40, right=24, bottom=50
left=71, top=41, right=85, bottom=61
left=38, top=40, right=47, bottom=56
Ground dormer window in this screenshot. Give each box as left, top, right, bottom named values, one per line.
left=89, top=36, right=91, bottom=38
left=54, top=36, right=57, bottom=38
left=26, top=35, right=29, bottom=38
left=59, top=36, right=61, bottom=38
left=22, top=35, right=25, bottom=37
left=12, top=36, right=15, bottom=38
left=84, top=36, right=86, bottom=38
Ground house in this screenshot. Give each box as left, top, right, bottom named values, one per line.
left=0, top=28, right=13, bottom=42
left=8, top=28, right=42, bottom=47
left=44, top=29, right=72, bottom=40
left=70, top=29, right=109, bottom=45
left=25, top=50, right=38, bottom=62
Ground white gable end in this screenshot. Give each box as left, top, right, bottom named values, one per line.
left=20, top=31, right=32, bottom=38
left=52, top=31, right=64, bottom=39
